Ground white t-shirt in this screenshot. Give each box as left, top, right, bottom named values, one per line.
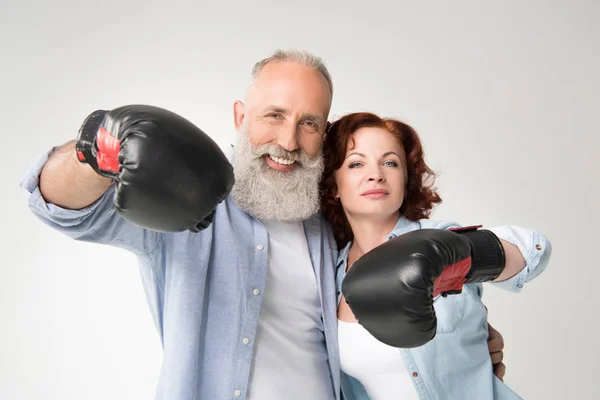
left=338, top=320, right=419, bottom=400
left=247, top=219, right=334, bottom=400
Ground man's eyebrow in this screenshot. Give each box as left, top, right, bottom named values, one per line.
left=260, top=106, right=324, bottom=123
left=301, top=113, right=324, bottom=123
left=260, top=105, right=289, bottom=115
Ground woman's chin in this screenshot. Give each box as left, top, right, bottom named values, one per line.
left=349, top=207, right=399, bottom=222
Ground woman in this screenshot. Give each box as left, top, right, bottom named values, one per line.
left=320, top=112, right=551, bottom=399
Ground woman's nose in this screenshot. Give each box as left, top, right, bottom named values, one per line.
left=368, top=170, right=385, bottom=182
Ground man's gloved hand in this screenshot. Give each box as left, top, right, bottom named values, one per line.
left=76, top=105, right=234, bottom=232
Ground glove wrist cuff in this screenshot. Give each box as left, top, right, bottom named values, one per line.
left=458, top=229, right=506, bottom=282
left=75, top=110, right=108, bottom=170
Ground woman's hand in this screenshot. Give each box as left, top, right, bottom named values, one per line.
left=341, top=228, right=506, bottom=348
left=488, top=323, right=506, bottom=381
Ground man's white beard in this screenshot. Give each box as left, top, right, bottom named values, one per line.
left=230, top=129, right=324, bottom=222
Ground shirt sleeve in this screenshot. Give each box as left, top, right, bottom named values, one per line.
left=485, top=224, right=551, bottom=293
left=20, top=147, right=162, bottom=255
left=428, top=220, right=552, bottom=293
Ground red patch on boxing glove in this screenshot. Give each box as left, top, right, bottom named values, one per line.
left=96, top=127, right=120, bottom=173
left=432, top=257, right=472, bottom=298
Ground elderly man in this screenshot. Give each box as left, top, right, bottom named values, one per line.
left=22, top=49, right=515, bottom=399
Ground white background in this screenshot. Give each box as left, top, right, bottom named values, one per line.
left=1, top=1, right=598, bottom=399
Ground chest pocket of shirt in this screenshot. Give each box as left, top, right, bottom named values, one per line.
left=432, top=292, right=467, bottom=334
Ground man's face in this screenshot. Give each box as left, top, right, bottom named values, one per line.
left=230, top=61, right=332, bottom=222
left=236, top=61, right=331, bottom=160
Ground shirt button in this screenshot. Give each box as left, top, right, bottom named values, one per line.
left=253, top=288, right=261, bottom=296
left=242, top=337, right=250, bottom=345
left=257, top=244, right=264, bottom=250
left=536, top=244, right=542, bottom=250
left=234, top=389, right=241, bottom=397
left=412, top=372, right=419, bottom=377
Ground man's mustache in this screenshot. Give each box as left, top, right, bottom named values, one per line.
left=251, top=143, right=303, bottom=163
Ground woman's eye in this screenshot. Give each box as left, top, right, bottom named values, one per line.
left=348, top=162, right=361, bottom=169
left=384, top=161, right=398, bottom=167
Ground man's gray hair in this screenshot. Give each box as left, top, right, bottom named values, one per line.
left=251, top=49, right=333, bottom=95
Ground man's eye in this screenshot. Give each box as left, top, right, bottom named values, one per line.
left=267, top=113, right=282, bottom=119
left=303, top=121, right=320, bottom=131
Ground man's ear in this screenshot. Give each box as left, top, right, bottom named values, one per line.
left=233, top=100, right=245, bottom=133
left=323, top=121, right=332, bottom=142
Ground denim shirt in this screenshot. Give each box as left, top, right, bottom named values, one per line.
left=336, top=217, right=552, bottom=400
left=21, top=149, right=341, bottom=400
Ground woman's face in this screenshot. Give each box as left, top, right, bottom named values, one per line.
left=334, top=127, right=407, bottom=220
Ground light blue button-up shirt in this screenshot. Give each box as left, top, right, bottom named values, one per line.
left=336, top=216, right=552, bottom=400
left=21, top=149, right=341, bottom=400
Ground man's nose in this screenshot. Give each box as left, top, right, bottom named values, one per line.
left=275, top=124, right=299, bottom=152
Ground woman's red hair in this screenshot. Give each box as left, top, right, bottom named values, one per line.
left=320, top=112, right=442, bottom=248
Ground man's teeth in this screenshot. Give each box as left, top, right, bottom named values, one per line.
left=270, top=155, right=295, bottom=165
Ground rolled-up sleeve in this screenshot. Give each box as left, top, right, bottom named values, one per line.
left=432, top=219, right=552, bottom=293
left=487, top=225, right=552, bottom=293
left=21, top=148, right=160, bottom=255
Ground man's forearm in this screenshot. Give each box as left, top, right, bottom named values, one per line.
left=39, top=140, right=113, bottom=210
left=493, top=240, right=526, bottom=282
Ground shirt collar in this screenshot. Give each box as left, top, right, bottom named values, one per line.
left=336, top=240, right=352, bottom=268
left=387, top=215, right=422, bottom=240
left=336, top=216, right=421, bottom=268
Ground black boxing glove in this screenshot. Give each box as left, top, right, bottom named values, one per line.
left=341, top=227, right=505, bottom=348
left=76, top=105, right=234, bottom=232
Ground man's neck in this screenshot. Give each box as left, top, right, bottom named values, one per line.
left=346, top=211, right=399, bottom=264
